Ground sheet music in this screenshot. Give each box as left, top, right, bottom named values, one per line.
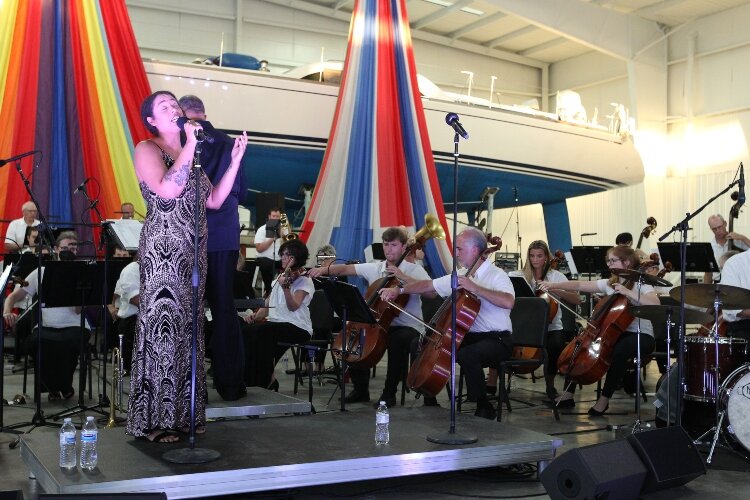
left=106, top=219, right=143, bottom=251
left=564, top=251, right=578, bottom=276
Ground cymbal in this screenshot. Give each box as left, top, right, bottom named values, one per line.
left=669, top=283, right=750, bottom=310
left=629, top=305, right=713, bottom=325
left=610, top=268, right=672, bottom=288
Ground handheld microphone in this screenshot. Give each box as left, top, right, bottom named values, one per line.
left=739, top=162, right=745, bottom=206
left=73, top=178, right=91, bottom=194
left=176, top=117, right=213, bottom=143
left=445, top=113, right=469, bottom=139
left=0, top=150, right=39, bottom=167
left=581, top=232, right=598, bottom=237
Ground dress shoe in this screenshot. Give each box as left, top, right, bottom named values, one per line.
left=545, top=386, right=559, bottom=400
left=267, top=379, right=279, bottom=392
left=554, top=398, right=575, bottom=409
left=485, top=385, right=497, bottom=396
left=422, top=396, right=440, bottom=407
left=374, top=394, right=397, bottom=409
left=343, top=390, right=370, bottom=404
left=588, top=404, right=609, bottom=417
left=474, top=399, right=497, bottom=420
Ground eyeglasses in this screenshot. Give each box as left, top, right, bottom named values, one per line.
left=710, top=224, right=725, bottom=231
left=606, top=258, right=621, bottom=265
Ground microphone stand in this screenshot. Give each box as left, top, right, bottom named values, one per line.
left=659, top=171, right=741, bottom=427
left=427, top=131, right=477, bottom=445
left=4, top=154, right=60, bottom=443
left=163, top=138, right=220, bottom=464
left=514, top=188, right=522, bottom=269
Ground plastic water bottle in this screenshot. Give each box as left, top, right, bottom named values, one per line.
left=375, top=401, right=389, bottom=445
left=59, top=418, right=77, bottom=469
left=80, top=416, right=98, bottom=470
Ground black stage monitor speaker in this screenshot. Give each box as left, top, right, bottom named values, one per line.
left=626, top=426, right=707, bottom=493
left=540, top=439, right=647, bottom=500
left=0, top=490, right=24, bottom=500
left=38, top=494, right=166, bottom=499
left=255, top=192, right=285, bottom=228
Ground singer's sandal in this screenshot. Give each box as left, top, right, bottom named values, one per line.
left=141, top=430, right=180, bottom=443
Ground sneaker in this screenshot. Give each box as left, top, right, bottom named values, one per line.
left=343, top=389, right=370, bottom=403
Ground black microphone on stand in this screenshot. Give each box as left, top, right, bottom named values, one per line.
left=445, top=113, right=469, bottom=139
left=739, top=162, right=745, bottom=206
left=0, top=150, right=40, bottom=167
left=176, top=117, right=213, bottom=143
left=73, top=178, right=92, bottom=194
left=581, top=232, right=598, bottom=237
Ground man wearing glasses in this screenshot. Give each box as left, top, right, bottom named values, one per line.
left=3, top=231, right=90, bottom=401
left=704, top=214, right=749, bottom=284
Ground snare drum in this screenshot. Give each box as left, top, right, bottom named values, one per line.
left=720, top=363, right=750, bottom=453
left=683, top=336, right=748, bottom=402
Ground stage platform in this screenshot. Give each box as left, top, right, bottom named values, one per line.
left=205, top=386, right=311, bottom=418
left=20, top=405, right=563, bottom=498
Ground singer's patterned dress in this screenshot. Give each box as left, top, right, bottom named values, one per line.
left=126, top=146, right=209, bottom=437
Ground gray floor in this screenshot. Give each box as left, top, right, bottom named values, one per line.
left=1, top=343, right=749, bottom=499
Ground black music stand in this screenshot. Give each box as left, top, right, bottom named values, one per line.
left=510, top=276, right=535, bottom=298
left=656, top=242, right=718, bottom=274
left=315, top=278, right=376, bottom=411
left=569, top=246, right=610, bottom=279
left=40, top=261, right=108, bottom=420
left=0, top=266, right=23, bottom=438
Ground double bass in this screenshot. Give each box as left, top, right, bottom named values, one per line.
left=636, top=217, right=657, bottom=251
left=556, top=258, right=657, bottom=385
left=406, top=236, right=502, bottom=397
left=333, top=215, right=445, bottom=368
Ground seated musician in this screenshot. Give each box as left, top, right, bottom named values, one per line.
left=538, top=245, right=659, bottom=416
left=308, top=227, right=430, bottom=408
left=380, top=227, right=515, bottom=419
left=242, top=239, right=314, bottom=390
left=719, top=250, right=750, bottom=341
left=106, top=248, right=139, bottom=368
left=510, top=240, right=581, bottom=399
left=2, top=231, right=90, bottom=400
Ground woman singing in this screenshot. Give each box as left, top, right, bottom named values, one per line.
left=242, top=239, right=315, bottom=390
left=515, top=240, right=581, bottom=398
left=127, top=91, right=247, bottom=443
left=538, top=245, right=659, bottom=416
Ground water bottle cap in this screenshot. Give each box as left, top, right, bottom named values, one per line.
left=86, top=416, right=94, bottom=421
left=379, top=401, right=385, bottom=405
left=64, top=418, right=72, bottom=423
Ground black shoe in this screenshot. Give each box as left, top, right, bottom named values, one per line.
left=422, top=396, right=440, bottom=407
left=474, top=399, right=497, bottom=420
left=217, top=386, right=247, bottom=401
left=485, top=385, right=497, bottom=396
left=267, top=379, right=279, bottom=392
left=546, top=386, right=559, bottom=400
left=343, top=390, right=370, bottom=404
left=374, top=394, right=397, bottom=409
left=588, top=404, right=609, bottom=417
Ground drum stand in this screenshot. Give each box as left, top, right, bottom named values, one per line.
left=693, top=286, right=725, bottom=463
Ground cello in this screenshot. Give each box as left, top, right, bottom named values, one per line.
left=556, top=257, right=657, bottom=385
left=406, top=236, right=502, bottom=397
left=333, top=215, right=445, bottom=368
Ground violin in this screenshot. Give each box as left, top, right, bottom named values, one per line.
left=406, top=235, right=502, bottom=397
left=556, top=258, right=652, bottom=385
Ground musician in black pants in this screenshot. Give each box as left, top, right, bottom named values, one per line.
left=179, top=94, right=247, bottom=401
left=539, top=245, right=659, bottom=416
left=308, top=227, right=430, bottom=408
left=381, top=227, right=516, bottom=419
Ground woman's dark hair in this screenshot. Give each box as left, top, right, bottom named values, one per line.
left=140, top=90, right=177, bottom=136
left=278, top=239, right=309, bottom=270
left=615, top=232, right=633, bottom=246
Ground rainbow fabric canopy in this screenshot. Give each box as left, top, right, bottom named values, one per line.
left=0, top=0, right=150, bottom=249
left=300, top=0, right=452, bottom=276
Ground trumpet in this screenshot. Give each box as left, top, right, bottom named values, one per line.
left=106, top=334, right=126, bottom=428
left=279, top=213, right=298, bottom=241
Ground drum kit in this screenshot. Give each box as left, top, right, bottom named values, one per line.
left=629, top=279, right=750, bottom=463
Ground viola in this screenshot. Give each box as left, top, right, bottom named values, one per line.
left=556, top=259, right=652, bottom=385
left=406, top=236, right=502, bottom=397
left=333, top=215, right=445, bottom=368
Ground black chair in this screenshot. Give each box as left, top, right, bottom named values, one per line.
left=289, top=290, right=339, bottom=404
left=496, top=297, right=557, bottom=422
